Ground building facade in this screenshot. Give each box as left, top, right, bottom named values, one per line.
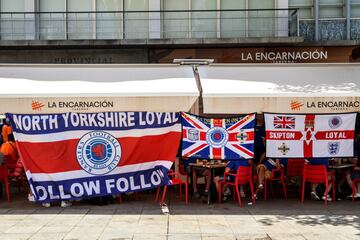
left=0, top=0, right=359, bottom=64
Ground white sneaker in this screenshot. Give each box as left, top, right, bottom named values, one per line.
left=42, top=203, right=51, bottom=208
left=311, top=192, right=320, bottom=200
left=258, top=184, right=264, bottom=189
left=60, top=201, right=72, bottom=208
left=28, top=194, right=35, bottom=202
left=355, top=193, right=360, bottom=198
left=322, top=195, right=332, bottom=202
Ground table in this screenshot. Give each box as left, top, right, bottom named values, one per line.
left=189, top=162, right=227, bottom=205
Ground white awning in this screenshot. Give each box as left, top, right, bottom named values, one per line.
left=0, top=64, right=199, bottom=113
left=199, top=64, right=360, bottom=114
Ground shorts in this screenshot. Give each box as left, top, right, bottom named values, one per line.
left=351, top=172, right=360, bottom=180
left=219, top=176, right=235, bottom=183
left=256, top=164, right=272, bottom=179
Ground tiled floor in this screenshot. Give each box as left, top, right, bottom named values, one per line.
left=0, top=189, right=359, bottom=240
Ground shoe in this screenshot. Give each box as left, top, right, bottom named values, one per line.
left=203, top=190, right=209, bottom=196
left=42, top=203, right=51, bottom=208
left=258, top=184, right=264, bottom=189
left=322, top=195, right=332, bottom=202
left=28, top=194, right=35, bottom=202
left=194, top=191, right=201, bottom=199
left=311, top=192, right=320, bottom=201
left=355, top=193, right=360, bottom=198
left=61, top=201, right=72, bottom=208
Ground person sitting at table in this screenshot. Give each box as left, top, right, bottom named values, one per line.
left=214, top=159, right=252, bottom=200
left=255, top=152, right=288, bottom=199
left=191, top=159, right=212, bottom=198
left=345, top=156, right=360, bottom=199
left=306, top=157, right=333, bottom=201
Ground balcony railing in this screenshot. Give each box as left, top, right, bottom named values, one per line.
left=0, top=9, right=299, bottom=40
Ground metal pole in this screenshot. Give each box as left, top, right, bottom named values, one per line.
left=314, top=0, right=319, bottom=41
left=346, top=0, right=351, bottom=40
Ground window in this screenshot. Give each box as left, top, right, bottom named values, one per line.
left=220, top=0, right=246, bottom=37
left=319, top=0, right=344, bottom=18
left=39, top=0, right=66, bottom=40
left=0, top=0, right=25, bottom=40
left=68, top=0, right=94, bottom=39
left=248, top=0, right=275, bottom=37
left=289, top=0, right=314, bottom=19
left=191, top=0, right=217, bottom=38
left=96, top=0, right=123, bottom=39
left=162, top=0, right=189, bottom=38
left=124, top=0, right=149, bottom=39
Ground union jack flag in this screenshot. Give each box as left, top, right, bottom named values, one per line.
left=273, top=116, right=296, bottom=129
left=181, top=112, right=255, bottom=160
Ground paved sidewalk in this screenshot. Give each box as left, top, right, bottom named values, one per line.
left=0, top=191, right=359, bottom=240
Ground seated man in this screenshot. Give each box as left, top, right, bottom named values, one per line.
left=191, top=159, right=211, bottom=198
left=255, top=152, right=288, bottom=199
left=307, top=157, right=333, bottom=201
left=345, top=156, right=360, bottom=199
left=0, top=133, right=18, bottom=164
left=214, top=159, right=252, bottom=200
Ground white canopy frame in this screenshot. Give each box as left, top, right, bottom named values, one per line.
left=0, top=64, right=199, bottom=113
left=198, top=63, right=360, bottom=114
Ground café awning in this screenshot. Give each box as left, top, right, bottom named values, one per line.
left=198, top=64, right=360, bottom=114
left=0, top=64, right=199, bottom=113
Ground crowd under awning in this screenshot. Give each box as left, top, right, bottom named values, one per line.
left=0, top=64, right=199, bottom=114
left=198, top=64, right=360, bottom=114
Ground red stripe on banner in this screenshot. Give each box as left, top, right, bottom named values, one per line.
left=266, top=130, right=303, bottom=140
left=227, top=114, right=254, bottom=131
left=212, top=147, right=222, bottom=159
left=199, top=131, right=207, bottom=141
left=231, top=144, right=254, bottom=158
left=19, top=132, right=181, bottom=174
left=184, top=143, right=208, bottom=157
left=183, top=129, right=188, bottom=139
left=304, top=115, right=315, bottom=158
left=228, top=131, right=254, bottom=141
left=212, top=119, right=223, bottom=128
left=183, top=113, right=205, bottom=130
left=314, top=130, right=354, bottom=140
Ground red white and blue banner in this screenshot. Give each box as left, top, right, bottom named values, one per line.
left=265, top=113, right=357, bottom=158
left=6, top=112, right=181, bottom=203
left=181, top=112, right=255, bottom=160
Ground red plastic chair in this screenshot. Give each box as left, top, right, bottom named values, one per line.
left=352, top=178, right=360, bottom=202
left=0, top=164, right=10, bottom=205
left=264, top=168, right=287, bottom=201
left=301, top=164, right=335, bottom=205
left=218, top=165, right=255, bottom=207
left=286, top=159, right=305, bottom=193
left=155, top=169, right=188, bottom=205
